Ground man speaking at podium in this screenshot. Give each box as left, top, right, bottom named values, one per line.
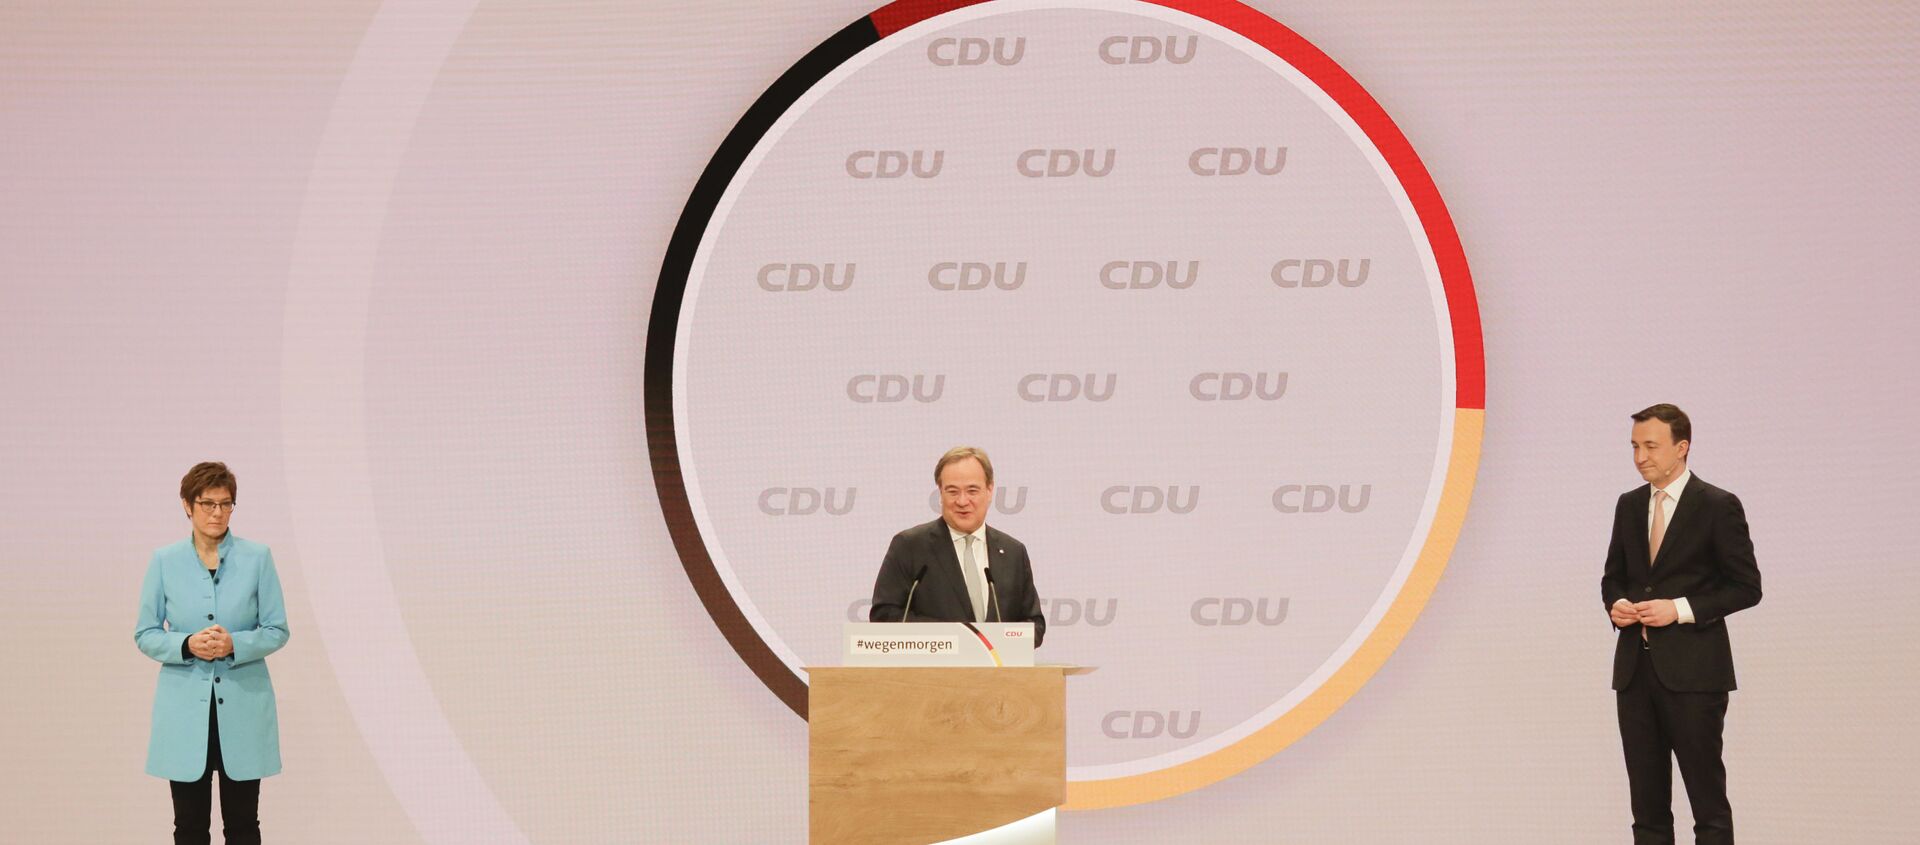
left=870, top=446, right=1047, bottom=646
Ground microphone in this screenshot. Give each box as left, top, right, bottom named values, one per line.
left=983, top=566, right=1003, bottom=623
left=900, top=561, right=929, bottom=622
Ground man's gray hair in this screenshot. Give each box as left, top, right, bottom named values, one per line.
left=933, top=446, right=994, bottom=487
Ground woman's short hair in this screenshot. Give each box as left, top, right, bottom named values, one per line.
left=933, top=446, right=994, bottom=487
left=180, top=461, right=238, bottom=503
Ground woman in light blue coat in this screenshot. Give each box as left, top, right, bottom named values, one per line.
left=135, top=462, right=289, bottom=845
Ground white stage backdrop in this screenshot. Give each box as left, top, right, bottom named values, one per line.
left=2, top=1, right=1916, bottom=842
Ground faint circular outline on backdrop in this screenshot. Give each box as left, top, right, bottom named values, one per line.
left=279, top=1, right=530, bottom=842
left=645, top=0, right=1485, bottom=809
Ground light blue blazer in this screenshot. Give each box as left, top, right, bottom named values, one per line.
left=134, top=532, right=289, bottom=781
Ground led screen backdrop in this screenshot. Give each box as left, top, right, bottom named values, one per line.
left=2, top=1, right=1916, bottom=842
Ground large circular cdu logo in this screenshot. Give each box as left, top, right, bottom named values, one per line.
left=646, top=0, right=1484, bottom=810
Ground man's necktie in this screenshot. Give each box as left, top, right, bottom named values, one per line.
left=1642, top=489, right=1670, bottom=643
left=1650, top=489, right=1669, bottom=564
left=960, top=534, right=987, bottom=622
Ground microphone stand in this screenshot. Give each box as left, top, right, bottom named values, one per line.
left=984, top=566, right=1003, bottom=623
left=899, top=563, right=928, bottom=622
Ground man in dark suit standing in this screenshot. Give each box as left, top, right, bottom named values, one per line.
left=1603, top=404, right=1762, bottom=845
left=870, top=446, right=1046, bottom=646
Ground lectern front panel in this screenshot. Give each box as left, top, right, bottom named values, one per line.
left=809, top=667, right=1066, bottom=845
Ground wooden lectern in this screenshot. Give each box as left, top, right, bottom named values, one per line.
left=808, top=666, right=1066, bottom=845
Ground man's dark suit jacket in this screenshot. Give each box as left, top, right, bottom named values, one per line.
left=870, top=518, right=1046, bottom=646
left=1601, top=474, right=1762, bottom=692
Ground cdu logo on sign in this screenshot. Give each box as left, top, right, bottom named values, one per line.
left=1098, top=35, right=1198, bottom=65
left=1039, top=598, right=1118, bottom=628
left=1016, top=148, right=1115, bottom=178
left=1102, top=710, right=1201, bottom=739
left=1271, top=258, right=1371, bottom=288
left=846, top=374, right=945, bottom=403
left=1191, top=597, right=1290, bottom=626
left=845, top=149, right=944, bottom=179
left=1100, top=260, right=1198, bottom=290
left=1017, top=373, right=1116, bottom=402
left=758, top=262, right=854, bottom=292
left=1190, top=372, right=1288, bottom=401
left=928, top=261, right=1026, bottom=291
left=1272, top=484, right=1373, bottom=513
left=926, top=36, right=1025, bottom=66
left=1101, top=485, right=1200, bottom=514
left=758, top=487, right=856, bottom=516
left=1189, top=146, right=1287, bottom=176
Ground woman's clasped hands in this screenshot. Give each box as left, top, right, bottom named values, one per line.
left=188, top=625, right=233, bottom=660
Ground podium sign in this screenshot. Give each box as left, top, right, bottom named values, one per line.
left=843, top=622, right=1036, bottom=667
